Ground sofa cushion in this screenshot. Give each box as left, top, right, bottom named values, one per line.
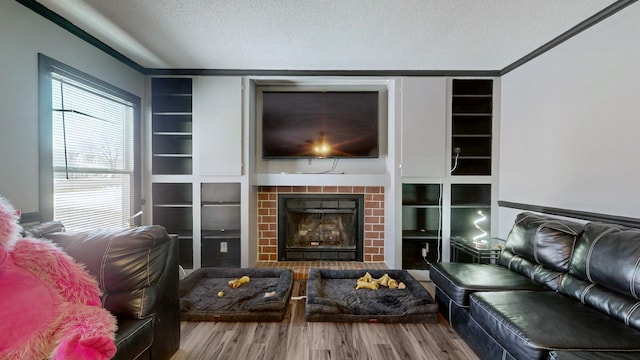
left=46, top=225, right=171, bottom=319
left=559, top=222, right=640, bottom=330
left=500, top=212, right=584, bottom=273
left=430, top=262, right=546, bottom=307
left=470, top=291, right=640, bottom=360
left=498, top=250, right=567, bottom=290
left=566, top=222, right=640, bottom=298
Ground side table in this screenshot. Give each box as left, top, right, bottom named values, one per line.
left=450, top=236, right=503, bottom=264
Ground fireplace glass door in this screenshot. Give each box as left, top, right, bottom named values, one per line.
left=278, top=195, right=364, bottom=261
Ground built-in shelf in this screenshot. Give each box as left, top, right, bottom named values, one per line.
left=402, top=229, right=440, bottom=239
left=153, top=154, right=192, bottom=157
left=450, top=183, right=491, bottom=240
left=202, top=229, right=241, bottom=239
left=451, top=79, right=493, bottom=176
left=151, top=78, right=193, bottom=175
left=201, top=201, right=240, bottom=207
left=153, top=132, right=193, bottom=136
left=201, top=183, right=241, bottom=268
left=153, top=203, right=193, bottom=208
left=152, top=182, right=194, bottom=269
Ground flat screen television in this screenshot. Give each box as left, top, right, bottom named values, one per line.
left=261, top=91, right=379, bottom=159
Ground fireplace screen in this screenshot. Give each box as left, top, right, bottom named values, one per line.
left=289, top=212, right=355, bottom=247
left=278, top=194, right=364, bottom=261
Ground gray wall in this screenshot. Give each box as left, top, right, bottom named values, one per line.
left=498, top=2, right=640, bottom=237
left=0, top=1, right=145, bottom=213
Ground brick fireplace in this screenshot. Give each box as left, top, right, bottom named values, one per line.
left=257, top=186, right=385, bottom=262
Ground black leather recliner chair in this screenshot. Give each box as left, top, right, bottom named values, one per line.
left=31, top=224, right=180, bottom=360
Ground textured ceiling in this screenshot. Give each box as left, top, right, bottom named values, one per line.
left=36, top=0, right=617, bottom=70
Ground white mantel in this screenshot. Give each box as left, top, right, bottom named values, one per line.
left=254, top=173, right=389, bottom=187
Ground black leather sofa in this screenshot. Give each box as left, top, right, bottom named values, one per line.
left=27, top=223, right=180, bottom=360
left=431, top=212, right=640, bottom=360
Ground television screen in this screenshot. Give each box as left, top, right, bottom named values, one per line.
left=261, top=91, right=379, bottom=159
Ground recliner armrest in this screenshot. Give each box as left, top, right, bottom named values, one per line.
left=47, top=225, right=172, bottom=319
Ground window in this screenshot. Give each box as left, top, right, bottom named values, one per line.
left=39, top=55, right=141, bottom=231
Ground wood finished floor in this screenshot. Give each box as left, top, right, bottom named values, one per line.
left=170, top=281, right=478, bottom=360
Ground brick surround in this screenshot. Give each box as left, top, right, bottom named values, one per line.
left=257, top=186, right=385, bottom=262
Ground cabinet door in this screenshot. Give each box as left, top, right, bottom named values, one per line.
left=194, top=77, right=242, bottom=176
left=400, top=77, right=447, bottom=177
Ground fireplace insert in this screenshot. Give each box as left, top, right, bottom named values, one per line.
left=278, top=194, right=364, bottom=261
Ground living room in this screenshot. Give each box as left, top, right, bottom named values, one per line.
left=1, top=1, right=639, bottom=359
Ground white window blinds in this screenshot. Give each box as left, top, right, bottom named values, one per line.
left=51, top=73, right=135, bottom=231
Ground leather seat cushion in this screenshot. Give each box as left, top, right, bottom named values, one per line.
left=430, top=262, right=546, bottom=306
left=471, top=291, right=640, bottom=360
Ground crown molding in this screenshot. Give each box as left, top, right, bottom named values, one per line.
left=143, top=68, right=501, bottom=77
left=16, top=0, right=146, bottom=74
left=500, top=0, right=637, bottom=75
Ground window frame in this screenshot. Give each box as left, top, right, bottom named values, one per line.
left=38, top=53, right=141, bottom=224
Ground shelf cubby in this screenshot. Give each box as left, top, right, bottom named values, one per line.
left=152, top=182, right=193, bottom=268
left=401, top=183, right=442, bottom=270
left=451, top=79, right=493, bottom=176
left=450, top=184, right=491, bottom=239
left=151, top=78, right=193, bottom=175
left=201, top=183, right=241, bottom=268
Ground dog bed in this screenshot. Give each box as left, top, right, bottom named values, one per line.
left=306, top=269, right=438, bottom=323
left=179, top=267, right=294, bottom=322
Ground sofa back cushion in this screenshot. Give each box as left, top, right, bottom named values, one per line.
left=560, top=222, right=640, bottom=330
left=46, top=225, right=171, bottom=319
left=498, top=212, right=584, bottom=289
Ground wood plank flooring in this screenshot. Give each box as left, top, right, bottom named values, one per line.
left=170, top=281, right=479, bottom=360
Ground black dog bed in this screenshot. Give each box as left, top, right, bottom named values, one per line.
left=306, top=269, right=438, bottom=323
left=179, top=267, right=294, bottom=322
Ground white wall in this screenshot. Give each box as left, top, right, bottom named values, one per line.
left=0, top=1, right=145, bottom=213
left=498, top=2, right=640, bottom=237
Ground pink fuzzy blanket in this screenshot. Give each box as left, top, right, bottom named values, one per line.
left=0, top=237, right=117, bottom=360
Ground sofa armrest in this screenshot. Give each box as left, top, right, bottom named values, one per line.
left=151, top=232, right=180, bottom=360
left=47, top=225, right=173, bottom=318
left=22, top=220, right=65, bottom=238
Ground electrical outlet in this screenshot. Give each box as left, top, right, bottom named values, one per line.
left=220, top=241, right=228, bottom=253
left=421, top=243, right=429, bottom=258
